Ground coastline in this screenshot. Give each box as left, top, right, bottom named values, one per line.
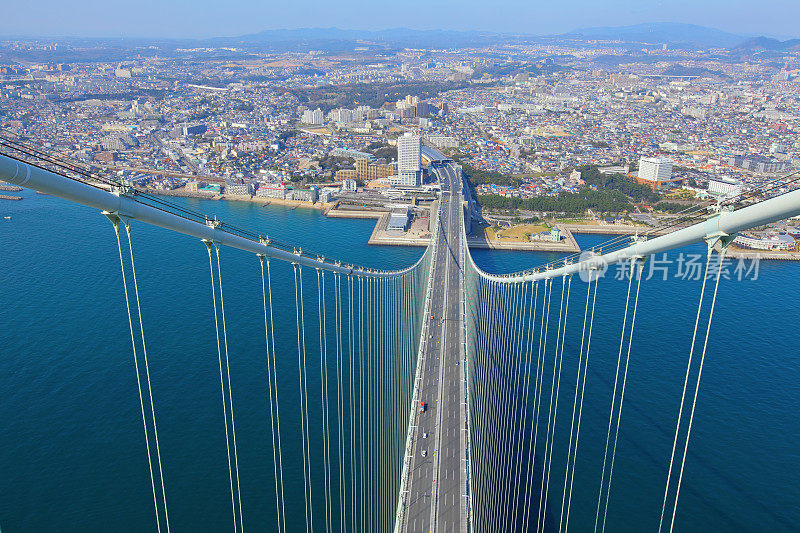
left=144, top=191, right=800, bottom=260
left=327, top=208, right=386, bottom=219
left=147, top=187, right=334, bottom=211
left=465, top=223, right=580, bottom=252
left=725, top=247, right=800, bottom=260
left=367, top=213, right=431, bottom=247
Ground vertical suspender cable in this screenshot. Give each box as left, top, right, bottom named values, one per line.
left=214, top=244, right=244, bottom=532
left=375, top=276, right=381, bottom=531
left=484, top=281, right=501, bottom=528
left=301, top=265, right=314, bottom=533
left=522, top=277, right=553, bottom=532
left=564, top=272, right=599, bottom=532
left=268, top=258, right=287, bottom=532
left=533, top=275, right=551, bottom=521
left=259, top=257, right=285, bottom=533
left=383, top=279, right=390, bottom=530
left=473, top=276, right=492, bottom=529
left=365, top=276, right=372, bottom=531
left=498, top=281, right=525, bottom=532
left=334, top=273, right=346, bottom=532
left=348, top=274, right=357, bottom=533
left=316, top=269, right=332, bottom=533
left=379, top=276, right=386, bottom=531
left=375, top=276, right=382, bottom=531
left=205, top=241, right=237, bottom=533
left=601, top=260, right=644, bottom=533
left=109, top=217, right=164, bottom=533
left=658, top=249, right=715, bottom=533
left=594, top=260, right=637, bottom=533
left=500, top=281, right=524, bottom=531
left=668, top=248, right=727, bottom=533
left=497, top=281, right=515, bottom=526
left=505, top=280, right=530, bottom=531
left=358, top=275, right=365, bottom=533
left=382, top=276, right=388, bottom=533
left=486, top=279, right=502, bottom=529
left=293, top=264, right=313, bottom=533
left=393, top=274, right=401, bottom=531
left=559, top=271, right=594, bottom=532
left=540, top=274, right=573, bottom=532
left=391, top=275, right=398, bottom=532
left=123, top=221, right=170, bottom=533
left=511, top=280, right=539, bottom=530
left=373, top=276, right=378, bottom=531
left=537, top=275, right=569, bottom=533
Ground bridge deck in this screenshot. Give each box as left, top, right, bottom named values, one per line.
left=400, top=164, right=468, bottom=533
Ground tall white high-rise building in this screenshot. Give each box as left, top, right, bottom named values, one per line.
left=330, top=108, right=354, bottom=123
left=398, top=132, right=422, bottom=172
left=301, top=108, right=324, bottom=125
left=396, top=132, right=422, bottom=186
left=638, top=156, right=673, bottom=181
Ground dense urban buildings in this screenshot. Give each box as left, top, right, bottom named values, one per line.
left=1, top=30, right=799, bottom=235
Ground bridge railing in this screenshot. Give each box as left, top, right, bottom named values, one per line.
left=393, top=198, right=441, bottom=532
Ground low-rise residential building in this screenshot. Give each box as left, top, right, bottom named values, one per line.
left=225, top=179, right=253, bottom=196
left=356, top=158, right=396, bottom=181
left=387, top=207, right=410, bottom=232
left=734, top=233, right=796, bottom=251
left=292, top=186, right=318, bottom=203
left=708, top=177, right=743, bottom=198
left=256, top=182, right=290, bottom=199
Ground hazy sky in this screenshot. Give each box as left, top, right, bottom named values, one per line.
left=2, top=0, right=798, bottom=39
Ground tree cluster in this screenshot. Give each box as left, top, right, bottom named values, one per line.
left=578, top=165, right=660, bottom=203
left=461, top=163, right=522, bottom=187
left=654, top=201, right=693, bottom=213
left=477, top=189, right=631, bottom=215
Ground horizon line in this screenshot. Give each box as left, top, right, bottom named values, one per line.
left=0, top=23, right=796, bottom=44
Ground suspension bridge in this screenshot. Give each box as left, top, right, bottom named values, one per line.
left=2, top=134, right=800, bottom=532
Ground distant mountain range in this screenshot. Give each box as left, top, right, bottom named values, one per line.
left=733, top=36, right=800, bottom=52
left=227, top=23, right=799, bottom=51
left=562, top=22, right=746, bottom=48
left=4, top=23, right=798, bottom=53
left=225, top=27, right=503, bottom=49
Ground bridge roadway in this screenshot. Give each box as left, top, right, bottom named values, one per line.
left=401, top=163, right=468, bottom=533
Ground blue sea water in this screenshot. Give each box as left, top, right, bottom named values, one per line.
left=1, top=188, right=799, bottom=531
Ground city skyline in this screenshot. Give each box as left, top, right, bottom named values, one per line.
left=2, top=0, right=799, bottom=40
